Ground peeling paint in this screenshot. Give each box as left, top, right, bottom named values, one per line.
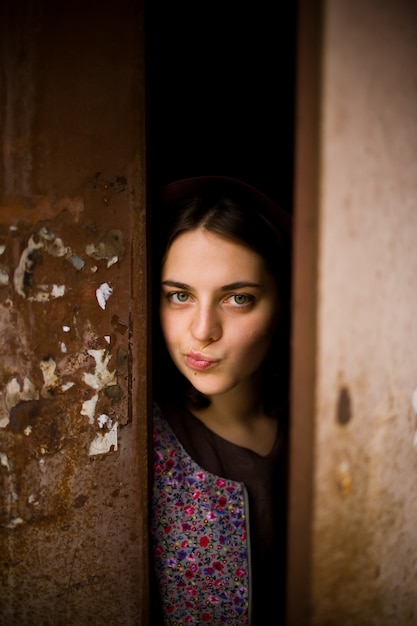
left=5, top=376, right=39, bottom=412
left=83, top=349, right=116, bottom=391
left=0, top=2, right=143, bottom=617
left=0, top=452, right=11, bottom=471
left=81, top=394, right=99, bottom=424
left=96, top=282, right=113, bottom=310
left=97, top=413, right=112, bottom=429
left=27, top=284, right=67, bottom=302
left=61, top=381, right=75, bottom=392
left=89, top=422, right=118, bottom=456
left=40, top=357, right=60, bottom=397
left=13, top=227, right=84, bottom=299
left=0, top=269, right=9, bottom=286
left=7, top=517, right=25, bottom=529
left=85, top=229, right=125, bottom=266
left=28, top=493, right=40, bottom=506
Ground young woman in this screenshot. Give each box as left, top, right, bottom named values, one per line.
left=151, top=176, right=292, bottom=625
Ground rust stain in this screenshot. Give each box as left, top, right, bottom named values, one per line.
left=336, top=460, right=353, bottom=498
left=0, top=198, right=131, bottom=532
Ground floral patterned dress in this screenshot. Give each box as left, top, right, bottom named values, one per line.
left=151, top=404, right=252, bottom=625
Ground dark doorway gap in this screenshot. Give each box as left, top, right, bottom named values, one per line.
left=145, top=1, right=297, bottom=212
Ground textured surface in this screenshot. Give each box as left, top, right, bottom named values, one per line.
left=313, top=1, right=417, bottom=624
left=0, top=1, right=149, bottom=624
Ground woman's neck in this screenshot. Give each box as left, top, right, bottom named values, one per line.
left=189, top=376, right=277, bottom=456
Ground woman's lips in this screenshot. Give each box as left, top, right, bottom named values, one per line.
left=185, top=351, right=218, bottom=371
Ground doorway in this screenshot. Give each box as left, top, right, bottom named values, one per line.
left=145, top=3, right=298, bottom=622
left=145, top=0, right=297, bottom=212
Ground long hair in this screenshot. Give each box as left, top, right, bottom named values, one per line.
left=152, top=177, right=292, bottom=415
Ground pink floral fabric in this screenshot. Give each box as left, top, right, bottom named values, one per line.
left=152, top=404, right=251, bottom=625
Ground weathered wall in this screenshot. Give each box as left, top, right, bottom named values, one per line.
left=0, top=2, right=148, bottom=624
left=312, top=1, right=417, bottom=624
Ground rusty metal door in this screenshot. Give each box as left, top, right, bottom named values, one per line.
left=0, top=1, right=149, bottom=624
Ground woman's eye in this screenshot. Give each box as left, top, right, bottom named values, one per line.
left=170, top=291, right=189, bottom=304
left=229, top=294, right=253, bottom=306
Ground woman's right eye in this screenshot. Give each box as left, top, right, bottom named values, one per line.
left=169, top=291, right=190, bottom=304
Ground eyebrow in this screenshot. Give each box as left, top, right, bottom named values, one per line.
left=161, top=280, right=262, bottom=291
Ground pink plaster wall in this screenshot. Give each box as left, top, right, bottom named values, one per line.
left=313, top=1, right=417, bottom=624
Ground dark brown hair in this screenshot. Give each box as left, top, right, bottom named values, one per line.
left=152, top=177, right=292, bottom=414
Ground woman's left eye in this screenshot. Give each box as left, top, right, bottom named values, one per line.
left=227, top=294, right=254, bottom=306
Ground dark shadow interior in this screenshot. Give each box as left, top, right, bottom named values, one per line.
left=145, top=0, right=297, bottom=212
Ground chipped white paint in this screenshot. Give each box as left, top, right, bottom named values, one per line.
left=97, top=413, right=112, bottom=429
left=28, top=494, right=39, bottom=506
left=51, top=284, right=66, bottom=298
left=5, top=378, right=22, bottom=411
left=7, top=517, right=24, bottom=528
left=27, top=284, right=66, bottom=302
left=86, top=243, right=97, bottom=257
left=24, top=426, right=32, bottom=436
left=0, top=244, right=5, bottom=255
left=0, top=269, right=9, bottom=286
left=0, top=452, right=11, bottom=471
left=81, top=394, right=98, bottom=424
left=63, top=325, right=70, bottom=332
left=81, top=350, right=117, bottom=434
left=13, top=227, right=84, bottom=298
left=83, top=349, right=116, bottom=391
left=40, top=357, right=60, bottom=397
left=104, top=335, right=111, bottom=344
left=5, top=376, right=38, bottom=412
left=96, top=282, right=113, bottom=310
left=1, top=364, right=74, bottom=428
left=61, top=381, right=75, bottom=392
left=60, top=342, right=67, bottom=353
left=14, top=229, right=66, bottom=296
left=5, top=379, right=21, bottom=414
left=107, top=256, right=118, bottom=268
left=89, top=422, right=118, bottom=456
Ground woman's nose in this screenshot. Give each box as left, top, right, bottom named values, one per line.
left=190, top=304, right=221, bottom=344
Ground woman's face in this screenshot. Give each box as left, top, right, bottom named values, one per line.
left=160, top=228, right=279, bottom=400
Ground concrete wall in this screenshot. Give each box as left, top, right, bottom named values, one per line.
left=0, top=2, right=149, bottom=624
left=312, top=1, right=417, bottom=624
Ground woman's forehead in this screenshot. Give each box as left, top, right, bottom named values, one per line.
left=162, top=228, right=271, bottom=284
